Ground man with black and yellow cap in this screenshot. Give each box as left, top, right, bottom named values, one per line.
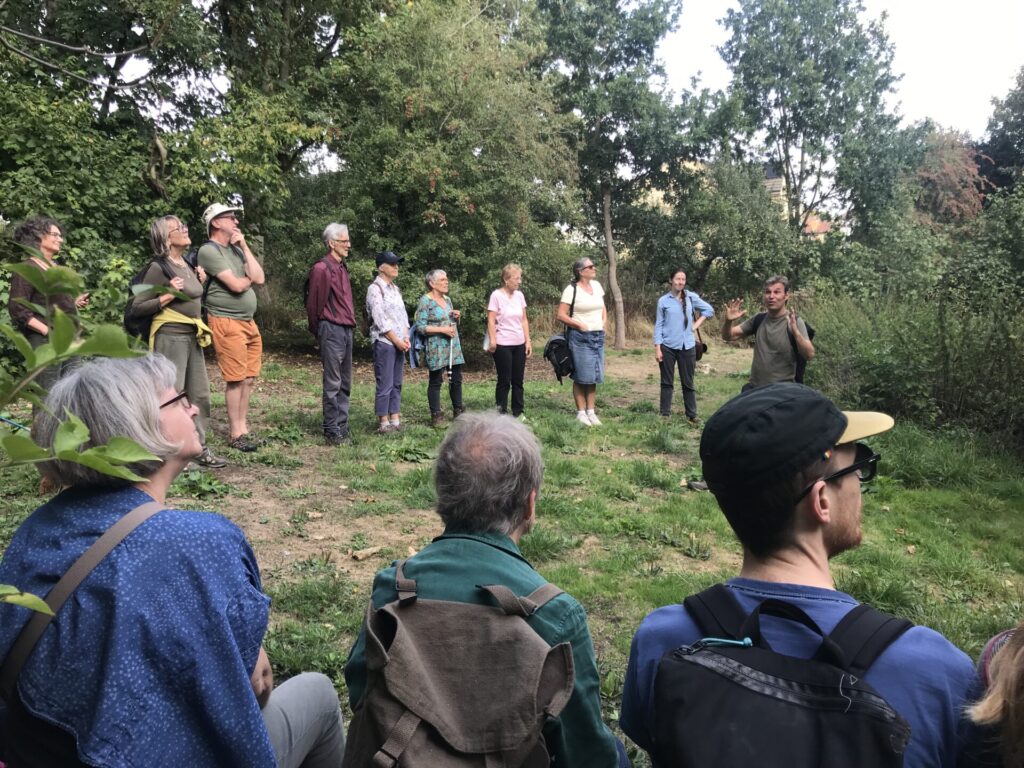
left=620, top=383, right=974, bottom=768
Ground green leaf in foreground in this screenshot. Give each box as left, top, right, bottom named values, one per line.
left=0, top=586, right=54, bottom=616
left=1, top=433, right=49, bottom=462
left=75, top=324, right=140, bottom=358
left=53, top=411, right=90, bottom=455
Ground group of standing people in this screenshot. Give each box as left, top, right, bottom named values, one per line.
left=8, top=210, right=815, bottom=459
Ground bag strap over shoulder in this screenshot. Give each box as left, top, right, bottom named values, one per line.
left=0, top=500, right=165, bottom=703
left=684, top=583, right=748, bottom=639
left=825, top=604, right=913, bottom=677
left=478, top=583, right=564, bottom=618
left=393, top=559, right=418, bottom=605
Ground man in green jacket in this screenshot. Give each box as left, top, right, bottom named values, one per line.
left=344, top=412, right=628, bottom=767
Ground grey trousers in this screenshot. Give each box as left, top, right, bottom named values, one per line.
left=659, top=345, right=697, bottom=418
left=262, top=672, right=346, bottom=768
left=318, top=322, right=353, bottom=437
left=153, top=330, right=212, bottom=446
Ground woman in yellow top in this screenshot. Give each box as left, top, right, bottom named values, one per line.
left=128, top=215, right=225, bottom=469
left=556, top=257, right=607, bottom=426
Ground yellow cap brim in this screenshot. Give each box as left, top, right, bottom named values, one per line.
left=839, top=411, right=895, bottom=445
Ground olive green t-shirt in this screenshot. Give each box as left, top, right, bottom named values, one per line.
left=741, top=312, right=809, bottom=387
left=197, top=242, right=258, bottom=320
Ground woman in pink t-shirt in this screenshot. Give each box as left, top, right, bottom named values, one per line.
left=486, top=264, right=532, bottom=418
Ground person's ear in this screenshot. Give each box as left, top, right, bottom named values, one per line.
left=805, top=480, right=831, bottom=525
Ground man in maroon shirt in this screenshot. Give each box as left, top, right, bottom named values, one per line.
left=306, top=222, right=357, bottom=445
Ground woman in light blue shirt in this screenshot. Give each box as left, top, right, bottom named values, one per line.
left=652, top=268, right=714, bottom=423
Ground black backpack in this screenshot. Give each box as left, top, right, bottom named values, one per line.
left=750, top=311, right=816, bottom=383
left=650, top=584, right=913, bottom=768
left=343, top=560, right=575, bottom=768
left=123, top=259, right=179, bottom=340
left=543, top=335, right=573, bottom=384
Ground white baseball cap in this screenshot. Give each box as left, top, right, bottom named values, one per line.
left=202, top=203, right=243, bottom=233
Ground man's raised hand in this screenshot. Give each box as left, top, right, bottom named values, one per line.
left=725, top=298, right=745, bottom=321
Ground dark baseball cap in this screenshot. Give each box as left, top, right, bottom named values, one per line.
left=375, top=251, right=403, bottom=266
left=700, top=383, right=894, bottom=492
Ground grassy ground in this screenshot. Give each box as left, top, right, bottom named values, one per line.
left=2, top=339, right=1022, bottom=763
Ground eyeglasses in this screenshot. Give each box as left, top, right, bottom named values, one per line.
left=582, top=264, right=596, bottom=270
left=160, top=391, right=192, bottom=410
left=795, top=442, right=880, bottom=502
left=46, top=230, right=64, bottom=239
left=214, top=213, right=239, bottom=223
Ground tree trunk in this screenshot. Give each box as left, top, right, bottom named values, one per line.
left=602, top=183, right=626, bottom=349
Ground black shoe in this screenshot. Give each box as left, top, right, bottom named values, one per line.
left=228, top=434, right=260, bottom=452
left=687, top=479, right=709, bottom=491
left=687, top=416, right=701, bottom=426
left=325, top=433, right=352, bottom=446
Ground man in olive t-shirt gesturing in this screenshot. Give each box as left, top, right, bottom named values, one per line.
left=721, top=275, right=815, bottom=390
left=198, top=202, right=266, bottom=452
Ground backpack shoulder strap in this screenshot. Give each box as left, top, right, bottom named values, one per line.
left=393, top=559, right=418, bottom=606
left=826, top=604, right=913, bottom=677
left=0, top=500, right=165, bottom=703
left=155, top=258, right=177, bottom=282
left=478, top=582, right=564, bottom=618
left=683, top=583, right=748, bottom=639
left=751, top=311, right=766, bottom=334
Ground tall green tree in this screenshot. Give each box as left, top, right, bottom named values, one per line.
left=536, top=0, right=682, bottom=348
left=313, top=0, right=579, bottom=339
left=720, top=0, right=899, bottom=231
left=978, top=66, right=1024, bottom=192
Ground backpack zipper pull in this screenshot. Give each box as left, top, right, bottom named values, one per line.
left=678, top=637, right=753, bottom=655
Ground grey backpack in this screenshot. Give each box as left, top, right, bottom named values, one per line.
left=343, top=560, right=575, bottom=768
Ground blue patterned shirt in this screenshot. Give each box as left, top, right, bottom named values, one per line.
left=414, top=294, right=465, bottom=371
left=0, top=486, right=275, bottom=767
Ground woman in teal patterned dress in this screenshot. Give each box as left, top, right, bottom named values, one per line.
left=414, top=269, right=465, bottom=427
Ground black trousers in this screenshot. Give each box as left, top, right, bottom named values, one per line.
left=428, top=365, right=463, bottom=415
left=659, top=345, right=697, bottom=418
left=493, top=343, right=526, bottom=416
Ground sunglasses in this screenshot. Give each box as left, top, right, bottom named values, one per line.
left=795, top=442, right=880, bottom=503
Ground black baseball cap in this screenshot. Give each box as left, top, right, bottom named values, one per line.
left=375, top=251, right=403, bottom=266
left=700, top=384, right=894, bottom=492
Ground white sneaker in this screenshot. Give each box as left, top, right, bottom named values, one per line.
left=576, top=411, right=593, bottom=426
left=587, top=411, right=602, bottom=426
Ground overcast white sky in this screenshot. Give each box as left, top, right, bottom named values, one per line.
left=658, top=0, right=1024, bottom=140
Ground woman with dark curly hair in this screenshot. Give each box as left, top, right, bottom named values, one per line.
left=6, top=216, right=89, bottom=395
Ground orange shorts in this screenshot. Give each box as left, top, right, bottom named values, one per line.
left=208, top=315, right=262, bottom=382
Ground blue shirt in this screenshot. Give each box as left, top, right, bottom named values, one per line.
left=653, top=290, right=714, bottom=351
left=621, top=578, right=975, bottom=768
left=0, top=486, right=275, bottom=768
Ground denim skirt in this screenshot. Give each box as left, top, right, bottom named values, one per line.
left=568, top=329, right=605, bottom=385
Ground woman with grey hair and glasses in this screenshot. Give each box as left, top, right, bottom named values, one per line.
left=414, top=269, right=465, bottom=427
left=556, top=256, right=607, bottom=426
left=127, top=214, right=224, bottom=469
left=0, top=355, right=345, bottom=768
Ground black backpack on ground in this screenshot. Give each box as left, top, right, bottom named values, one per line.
left=650, top=584, right=913, bottom=768
left=343, top=560, right=575, bottom=768
left=123, top=259, right=179, bottom=340
left=750, top=311, right=816, bottom=383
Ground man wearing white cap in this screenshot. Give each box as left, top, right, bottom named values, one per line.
left=198, top=202, right=266, bottom=452
left=621, top=383, right=974, bottom=768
